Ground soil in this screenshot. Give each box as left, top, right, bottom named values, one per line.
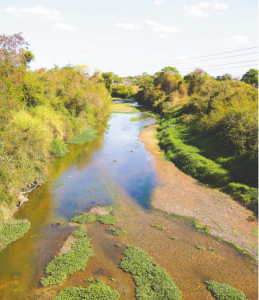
left=139, top=124, right=258, bottom=258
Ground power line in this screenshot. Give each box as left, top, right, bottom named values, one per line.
left=115, top=52, right=258, bottom=69
left=184, top=64, right=256, bottom=72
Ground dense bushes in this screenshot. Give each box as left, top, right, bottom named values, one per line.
left=136, top=67, right=258, bottom=214
left=0, top=33, right=111, bottom=220
left=111, top=85, right=136, bottom=99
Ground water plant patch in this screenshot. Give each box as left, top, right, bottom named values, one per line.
left=67, top=127, right=98, bottom=144
left=120, top=245, right=182, bottom=300
left=70, top=213, right=96, bottom=224
left=106, top=227, right=126, bottom=236
left=205, top=280, right=248, bottom=300
left=97, top=215, right=118, bottom=225
left=104, top=205, right=114, bottom=213
left=0, top=220, right=31, bottom=252
left=50, top=279, right=120, bottom=300
left=40, top=226, right=93, bottom=286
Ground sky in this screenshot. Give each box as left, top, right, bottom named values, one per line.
left=0, top=0, right=258, bottom=77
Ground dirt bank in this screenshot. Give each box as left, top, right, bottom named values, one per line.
left=139, top=124, right=258, bottom=258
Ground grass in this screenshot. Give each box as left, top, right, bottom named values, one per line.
left=0, top=220, right=30, bottom=252
left=104, top=205, right=114, bottom=213
left=120, top=245, right=182, bottom=300
left=130, top=112, right=156, bottom=122
left=196, top=245, right=204, bottom=250
left=40, top=226, right=93, bottom=286
left=96, top=215, right=118, bottom=225
left=110, top=103, right=132, bottom=112
left=116, top=243, right=121, bottom=248
left=50, top=279, right=120, bottom=300
left=205, top=280, right=248, bottom=300
left=67, top=127, right=98, bottom=144
left=150, top=224, right=166, bottom=231
left=207, top=247, right=216, bottom=251
left=70, top=213, right=96, bottom=224
left=170, top=236, right=177, bottom=240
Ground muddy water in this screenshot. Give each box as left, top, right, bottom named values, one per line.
left=0, top=102, right=257, bottom=300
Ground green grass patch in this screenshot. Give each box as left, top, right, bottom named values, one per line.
left=205, top=280, right=248, bottom=300
left=116, top=243, right=121, bottom=248
left=97, top=215, right=117, bottom=225
left=70, top=213, right=96, bottom=224
left=67, top=127, right=98, bottom=144
left=170, top=236, right=177, bottom=240
left=50, top=279, right=120, bottom=300
left=207, top=247, right=216, bottom=251
left=0, top=219, right=30, bottom=252
left=50, top=139, right=68, bottom=157
left=106, top=227, right=126, bottom=236
left=196, top=245, right=204, bottom=250
left=120, top=245, right=182, bottom=300
left=40, top=226, right=93, bottom=286
left=222, top=183, right=258, bottom=215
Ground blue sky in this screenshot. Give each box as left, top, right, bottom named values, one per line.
left=0, top=0, right=258, bottom=77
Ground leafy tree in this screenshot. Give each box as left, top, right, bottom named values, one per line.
left=241, top=68, right=258, bottom=87
left=161, top=66, right=180, bottom=74
left=137, top=72, right=154, bottom=91
left=216, top=73, right=232, bottom=81
left=102, top=72, right=113, bottom=93
left=22, top=50, right=35, bottom=66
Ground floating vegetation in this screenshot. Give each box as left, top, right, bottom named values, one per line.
left=205, top=280, right=248, bottom=300
left=196, top=245, right=204, bottom=250
left=170, top=236, right=177, bottom=240
left=0, top=220, right=30, bottom=252
left=120, top=246, right=182, bottom=300
left=97, top=215, right=118, bottom=225
left=130, top=112, right=156, bottom=122
left=85, top=277, right=95, bottom=282
left=70, top=213, right=96, bottom=224
left=40, top=226, right=93, bottom=286
left=50, top=279, right=120, bottom=300
left=150, top=224, right=166, bottom=231
left=104, top=205, right=114, bottom=213
left=115, top=243, right=121, bottom=248
left=106, top=227, right=126, bottom=236
left=159, top=226, right=166, bottom=231
left=67, top=127, right=98, bottom=144
left=113, top=160, right=117, bottom=162
left=207, top=247, right=216, bottom=251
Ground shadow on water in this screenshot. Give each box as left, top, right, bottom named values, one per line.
left=0, top=101, right=257, bottom=300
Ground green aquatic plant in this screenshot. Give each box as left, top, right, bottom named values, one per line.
left=205, top=280, right=248, bottom=300
left=50, top=139, right=68, bottom=157
left=120, top=245, right=182, bottom=300
left=113, top=160, right=117, bottom=162
left=207, top=247, right=216, bottom=251
left=106, top=227, right=126, bottom=236
left=159, top=226, right=166, bottom=231
left=40, top=226, right=93, bottom=286
left=0, top=220, right=31, bottom=252
left=67, top=127, right=98, bottom=144
left=196, top=245, right=204, bottom=250
left=51, top=279, right=120, bottom=300
left=104, top=205, right=114, bottom=213
left=170, top=236, right=177, bottom=240
left=70, top=213, right=96, bottom=224
left=97, top=215, right=117, bottom=225
left=85, top=277, right=94, bottom=282
left=116, top=243, right=121, bottom=248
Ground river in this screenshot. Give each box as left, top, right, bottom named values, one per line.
left=0, top=101, right=257, bottom=299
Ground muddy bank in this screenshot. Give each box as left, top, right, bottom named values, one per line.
left=139, top=124, right=258, bottom=257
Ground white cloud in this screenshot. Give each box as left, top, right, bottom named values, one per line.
left=51, top=22, right=78, bottom=32
left=178, top=55, right=192, bottom=63
left=4, top=7, right=21, bottom=18
left=184, top=1, right=228, bottom=18
left=154, top=0, right=165, bottom=5
left=20, top=6, right=61, bottom=21
left=77, top=53, right=90, bottom=59
left=222, top=35, right=248, bottom=44
left=159, top=34, right=168, bottom=39
left=114, top=22, right=142, bottom=30
left=145, top=20, right=179, bottom=34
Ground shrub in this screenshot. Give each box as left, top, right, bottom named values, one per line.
left=67, top=127, right=98, bottom=144
left=205, top=280, right=247, bottom=300
left=50, top=139, right=68, bottom=157
left=120, top=246, right=182, bottom=300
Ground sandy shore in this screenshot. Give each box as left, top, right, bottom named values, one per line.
left=139, top=124, right=258, bottom=258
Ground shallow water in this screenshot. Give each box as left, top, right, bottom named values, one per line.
left=0, top=102, right=257, bottom=300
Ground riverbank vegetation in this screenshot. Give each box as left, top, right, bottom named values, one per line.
left=0, top=33, right=111, bottom=232
left=134, top=67, right=258, bottom=214
left=120, top=245, right=183, bottom=300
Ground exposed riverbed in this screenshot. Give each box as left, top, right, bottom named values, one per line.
left=0, top=101, right=257, bottom=300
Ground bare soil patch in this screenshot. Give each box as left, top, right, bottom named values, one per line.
left=139, top=124, right=258, bottom=257
left=88, top=206, right=109, bottom=215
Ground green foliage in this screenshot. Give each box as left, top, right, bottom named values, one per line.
left=51, top=280, right=120, bottom=300
left=97, top=215, right=118, bottom=225
left=170, top=236, right=177, bottom=240
left=116, top=243, right=121, bottom=248
left=67, top=127, right=98, bottom=144
left=241, top=68, right=258, bottom=87
left=50, top=139, right=68, bottom=157
left=106, top=227, right=126, bottom=236
left=0, top=220, right=30, bottom=251
left=40, top=226, right=93, bottom=286
left=159, top=227, right=166, bottom=231
left=205, top=280, right=247, bottom=300
left=222, top=183, right=258, bottom=215
left=207, top=247, right=216, bottom=251
left=70, top=213, right=96, bottom=224
left=196, top=245, right=204, bottom=250
left=112, top=85, right=136, bottom=99
left=104, top=205, right=114, bottom=213
left=85, top=277, right=95, bottom=282
left=120, top=246, right=182, bottom=300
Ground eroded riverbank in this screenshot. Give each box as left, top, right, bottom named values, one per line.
left=139, top=124, right=258, bottom=258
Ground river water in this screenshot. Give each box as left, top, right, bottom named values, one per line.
left=0, top=101, right=257, bottom=300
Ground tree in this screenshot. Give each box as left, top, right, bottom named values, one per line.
left=137, top=73, right=154, bottom=91
left=241, top=69, right=258, bottom=87
left=23, top=50, right=35, bottom=66
left=161, top=66, right=179, bottom=74
left=216, top=73, right=232, bottom=81
left=102, top=72, right=114, bottom=93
